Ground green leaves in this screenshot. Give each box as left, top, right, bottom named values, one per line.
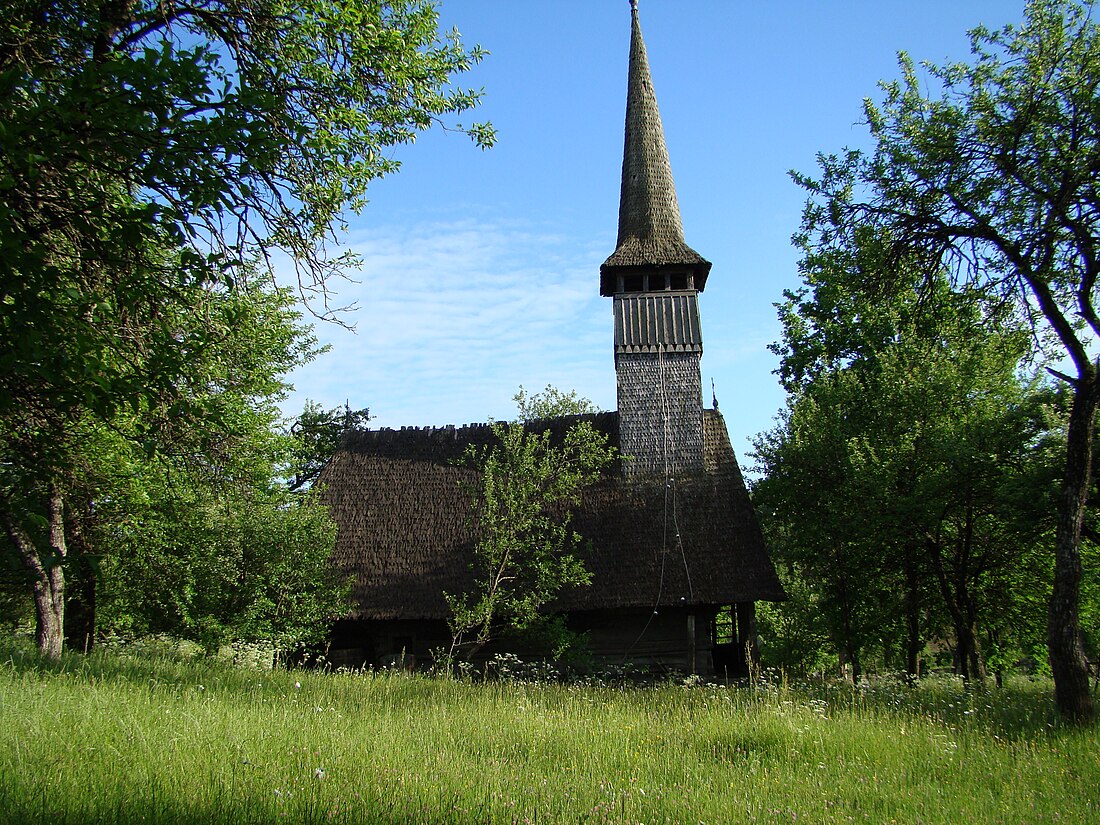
left=1, top=0, right=495, bottom=471
left=445, top=389, right=615, bottom=662
left=97, top=469, right=347, bottom=654
left=286, top=401, right=371, bottom=493
left=787, top=0, right=1100, bottom=717
left=798, top=0, right=1100, bottom=375
left=757, top=255, right=1055, bottom=679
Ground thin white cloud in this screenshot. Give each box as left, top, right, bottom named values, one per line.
left=282, top=218, right=615, bottom=429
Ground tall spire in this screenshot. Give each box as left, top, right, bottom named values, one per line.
left=600, top=1, right=710, bottom=296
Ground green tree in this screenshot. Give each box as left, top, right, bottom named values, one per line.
left=445, top=388, right=615, bottom=664
left=754, top=367, right=908, bottom=682
left=901, top=346, right=1055, bottom=683
left=96, top=464, right=347, bottom=659
left=286, top=402, right=372, bottom=493
left=791, top=0, right=1100, bottom=720
left=8, top=276, right=347, bottom=655
left=753, top=569, right=834, bottom=679
left=1, top=0, right=492, bottom=657
left=757, top=268, right=1056, bottom=683
left=1, top=269, right=335, bottom=656
left=513, top=385, right=597, bottom=421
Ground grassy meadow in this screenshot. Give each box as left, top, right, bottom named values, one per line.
left=0, top=640, right=1097, bottom=824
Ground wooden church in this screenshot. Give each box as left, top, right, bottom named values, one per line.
left=318, top=2, right=784, bottom=676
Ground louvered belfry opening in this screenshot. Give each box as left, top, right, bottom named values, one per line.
left=602, top=2, right=711, bottom=480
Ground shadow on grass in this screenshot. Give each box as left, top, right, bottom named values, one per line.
left=0, top=634, right=265, bottom=691
left=765, top=672, right=1079, bottom=740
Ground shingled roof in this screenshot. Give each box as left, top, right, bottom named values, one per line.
left=319, top=410, right=784, bottom=621
left=600, top=1, right=711, bottom=292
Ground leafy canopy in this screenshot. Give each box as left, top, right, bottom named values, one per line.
left=1, top=0, right=494, bottom=462
left=787, top=0, right=1099, bottom=718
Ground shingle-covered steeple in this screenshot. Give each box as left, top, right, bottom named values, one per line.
left=600, top=0, right=711, bottom=297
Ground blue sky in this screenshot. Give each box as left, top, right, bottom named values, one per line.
left=281, top=0, right=1026, bottom=470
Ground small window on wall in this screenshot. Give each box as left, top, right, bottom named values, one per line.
left=622, top=274, right=644, bottom=293
left=669, top=273, right=689, bottom=290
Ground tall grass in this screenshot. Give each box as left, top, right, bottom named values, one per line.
left=0, top=639, right=1096, bottom=824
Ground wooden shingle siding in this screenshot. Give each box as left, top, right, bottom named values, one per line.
left=616, top=351, right=704, bottom=478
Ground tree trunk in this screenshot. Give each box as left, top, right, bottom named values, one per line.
left=958, top=505, right=985, bottom=685
left=1048, top=382, right=1097, bottom=723
left=846, top=647, right=862, bottom=685
left=736, top=601, right=760, bottom=671
left=988, top=630, right=1004, bottom=688
left=927, top=535, right=984, bottom=685
left=3, top=486, right=68, bottom=660
left=835, top=578, right=862, bottom=684
left=904, top=543, right=922, bottom=682
left=926, top=538, right=960, bottom=679
left=956, top=614, right=985, bottom=685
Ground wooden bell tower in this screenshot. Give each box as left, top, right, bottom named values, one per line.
left=601, top=1, right=712, bottom=481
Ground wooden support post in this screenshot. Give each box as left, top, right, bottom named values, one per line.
left=687, top=613, right=696, bottom=674
left=736, top=602, right=759, bottom=670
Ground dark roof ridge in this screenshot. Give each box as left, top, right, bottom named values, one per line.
left=348, top=411, right=617, bottom=437
left=339, top=412, right=621, bottom=463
